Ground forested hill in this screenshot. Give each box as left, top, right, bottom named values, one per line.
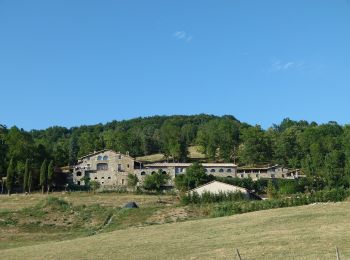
left=1, top=114, right=350, bottom=188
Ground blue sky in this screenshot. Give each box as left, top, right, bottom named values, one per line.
left=1, top=0, right=350, bottom=130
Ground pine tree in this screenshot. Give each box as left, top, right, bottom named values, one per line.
left=40, top=159, right=47, bottom=194
left=23, top=159, right=29, bottom=193
left=6, top=158, right=15, bottom=195
left=47, top=160, right=54, bottom=193
left=28, top=170, right=32, bottom=194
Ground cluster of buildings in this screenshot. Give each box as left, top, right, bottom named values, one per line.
left=70, top=150, right=303, bottom=188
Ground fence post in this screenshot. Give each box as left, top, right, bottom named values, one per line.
left=235, top=248, right=242, bottom=260
left=336, top=246, right=340, bottom=260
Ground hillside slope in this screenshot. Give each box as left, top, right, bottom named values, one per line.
left=2, top=203, right=350, bottom=259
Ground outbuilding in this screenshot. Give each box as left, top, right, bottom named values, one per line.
left=189, top=181, right=261, bottom=200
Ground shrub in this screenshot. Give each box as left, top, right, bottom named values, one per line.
left=181, top=191, right=247, bottom=205
left=210, top=188, right=350, bottom=217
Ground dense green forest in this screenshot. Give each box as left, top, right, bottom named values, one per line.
left=1, top=114, right=350, bottom=190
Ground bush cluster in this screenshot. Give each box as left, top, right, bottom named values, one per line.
left=181, top=191, right=247, bottom=205
left=210, top=188, right=350, bottom=217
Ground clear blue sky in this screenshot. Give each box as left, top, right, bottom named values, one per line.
left=1, top=0, right=350, bottom=130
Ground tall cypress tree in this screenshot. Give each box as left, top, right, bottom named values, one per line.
left=28, top=170, right=32, bottom=194
left=69, top=135, right=79, bottom=165
left=6, top=158, right=15, bottom=195
left=40, top=159, right=47, bottom=194
left=47, top=160, right=54, bottom=193
left=23, top=159, right=29, bottom=193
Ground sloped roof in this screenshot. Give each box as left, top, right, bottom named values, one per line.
left=144, top=163, right=237, bottom=167
left=78, top=149, right=134, bottom=160
left=188, top=180, right=248, bottom=193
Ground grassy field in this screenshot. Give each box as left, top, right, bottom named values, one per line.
left=0, top=192, right=187, bottom=250
left=136, top=145, right=206, bottom=163
left=1, top=199, right=350, bottom=259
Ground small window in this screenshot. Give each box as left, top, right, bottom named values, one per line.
left=97, top=163, right=108, bottom=170
left=219, top=169, right=224, bottom=173
left=76, top=172, right=82, bottom=176
left=108, top=176, right=111, bottom=179
left=103, top=155, right=108, bottom=161
left=282, top=174, right=285, bottom=178
left=97, top=155, right=102, bottom=160
left=204, top=168, right=208, bottom=172
left=101, top=176, right=105, bottom=179
left=210, top=169, right=215, bottom=173
left=226, top=169, right=232, bottom=173
left=118, top=164, right=122, bottom=171
left=151, top=171, right=156, bottom=175
left=162, top=171, right=167, bottom=175
left=122, top=179, right=125, bottom=185
left=256, top=174, right=259, bottom=178
left=77, top=181, right=80, bottom=185
left=141, top=171, right=146, bottom=176
left=94, top=177, right=97, bottom=180
left=127, top=164, right=129, bottom=168
left=101, top=182, right=104, bottom=184
left=241, top=174, right=244, bottom=178
left=118, top=154, right=122, bottom=159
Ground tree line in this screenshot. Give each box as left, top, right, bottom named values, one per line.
left=1, top=115, right=350, bottom=192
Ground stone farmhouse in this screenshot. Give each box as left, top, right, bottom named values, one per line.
left=71, top=150, right=141, bottom=187
left=70, top=149, right=302, bottom=188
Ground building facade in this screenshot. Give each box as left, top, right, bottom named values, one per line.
left=71, top=150, right=303, bottom=188
left=72, top=150, right=140, bottom=187
left=236, top=165, right=303, bottom=180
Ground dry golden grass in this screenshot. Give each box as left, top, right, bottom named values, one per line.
left=136, top=146, right=206, bottom=163
left=0, top=192, right=177, bottom=211
left=136, top=153, right=166, bottom=162
left=2, top=202, right=350, bottom=259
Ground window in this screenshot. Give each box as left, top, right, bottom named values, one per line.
left=118, top=154, right=122, bottom=159
left=108, top=176, right=111, bottom=179
left=77, top=181, right=80, bottom=185
left=103, top=155, right=108, bottom=161
left=141, top=171, right=146, bottom=176
left=256, top=174, right=259, bottom=178
left=127, top=164, right=129, bottom=168
left=118, top=164, right=122, bottom=171
left=282, top=174, right=285, bottom=178
left=94, top=177, right=97, bottom=180
left=76, top=171, right=82, bottom=176
left=101, top=176, right=105, bottom=179
left=210, top=169, right=215, bottom=173
left=122, top=179, right=125, bottom=185
left=226, top=169, right=232, bottom=173
left=219, top=169, right=224, bottom=173
left=204, top=168, right=208, bottom=172
left=97, top=163, right=108, bottom=170
left=162, top=171, right=167, bottom=175
left=97, top=155, right=102, bottom=160
left=151, top=171, right=156, bottom=175
left=241, top=174, right=244, bottom=178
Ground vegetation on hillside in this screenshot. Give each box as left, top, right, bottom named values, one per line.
left=1, top=115, right=350, bottom=192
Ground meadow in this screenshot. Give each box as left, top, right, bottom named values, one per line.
left=1, top=196, right=350, bottom=259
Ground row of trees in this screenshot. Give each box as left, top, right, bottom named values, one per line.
left=5, top=158, right=56, bottom=195
left=2, top=115, right=350, bottom=191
